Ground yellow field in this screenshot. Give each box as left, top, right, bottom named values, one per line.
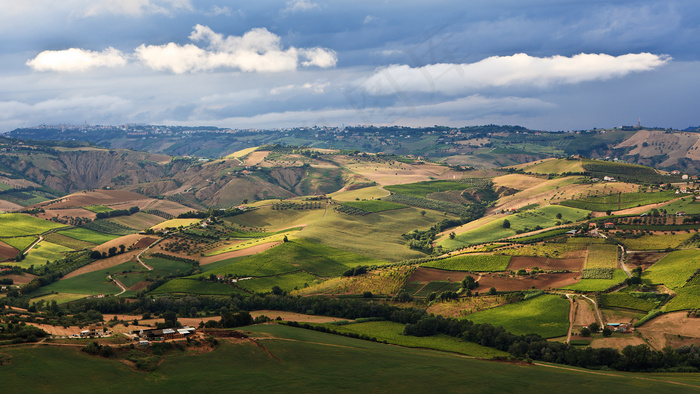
left=329, top=186, right=390, bottom=202
left=150, top=218, right=201, bottom=230
left=523, top=158, right=585, bottom=174
left=225, top=146, right=259, bottom=159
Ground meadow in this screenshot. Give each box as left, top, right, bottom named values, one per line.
left=559, top=191, right=676, bottom=212
left=521, top=158, right=585, bottom=174
left=655, top=197, right=700, bottom=215
left=84, top=205, right=113, bottom=213
left=0, top=325, right=696, bottom=392
left=58, top=228, right=120, bottom=244
left=462, top=294, right=570, bottom=338
left=621, top=233, right=694, bottom=251
left=598, top=293, right=658, bottom=312
left=237, top=272, right=321, bottom=293
left=340, top=200, right=407, bottom=213
left=107, top=212, right=165, bottom=230
left=0, top=213, right=65, bottom=237
left=440, top=205, right=590, bottom=249
left=500, top=243, right=586, bottom=259
left=150, top=278, right=246, bottom=295
left=421, top=254, right=511, bottom=271
left=150, top=218, right=201, bottom=230
left=44, top=233, right=96, bottom=250
left=293, top=265, right=415, bottom=296
left=585, top=244, right=618, bottom=269
left=642, top=249, right=700, bottom=289
left=0, top=235, right=38, bottom=251
left=20, top=241, right=73, bottom=268
left=664, top=285, right=700, bottom=312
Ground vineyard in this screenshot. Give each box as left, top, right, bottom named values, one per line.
left=598, top=292, right=661, bottom=312
left=581, top=268, right=614, bottom=279
left=384, top=180, right=473, bottom=198
left=421, top=254, right=511, bottom=272
left=272, top=202, right=325, bottom=210
left=559, top=191, right=676, bottom=211
left=81, top=220, right=135, bottom=236
left=582, top=161, right=681, bottom=184
left=382, top=194, right=468, bottom=216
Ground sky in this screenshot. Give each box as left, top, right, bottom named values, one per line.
left=1, top=0, right=699, bottom=132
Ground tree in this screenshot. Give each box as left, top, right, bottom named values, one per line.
left=580, top=327, right=591, bottom=337
left=488, top=287, right=497, bottom=295
left=556, top=213, right=562, bottom=219
left=108, top=247, right=117, bottom=257
left=602, top=327, right=612, bottom=337
left=119, top=244, right=126, bottom=254
left=589, top=322, right=600, bottom=333
left=90, top=250, right=102, bottom=260
left=283, top=235, right=288, bottom=242
left=502, top=219, right=510, bottom=229
left=449, top=232, right=456, bottom=239
left=420, top=210, right=426, bottom=217
left=461, top=275, right=479, bottom=290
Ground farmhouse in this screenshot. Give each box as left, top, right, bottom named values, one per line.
left=604, top=222, right=615, bottom=229
left=137, top=326, right=197, bottom=340
left=676, top=211, right=686, bottom=217
left=80, top=326, right=109, bottom=338
left=603, top=176, right=616, bottom=182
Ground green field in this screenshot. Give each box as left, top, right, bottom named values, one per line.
left=30, top=292, right=87, bottom=305
left=82, top=220, right=135, bottom=236
left=585, top=244, right=618, bottom=269
left=559, top=191, right=676, bottom=212
left=40, top=262, right=132, bottom=295
left=441, top=205, right=590, bottom=249
left=655, top=197, right=700, bottom=215
left=421, top=254, right=511, bottom=271
left=384, top=180, right=472, bottom=198
left=150, top=278, right=246, bottom=295
left=463, top=294, right=570, bottom=338
left=237, top=272, right=321, bottom=293
left=314, top=320, right=508, bottom=358
left=107, top=212, right=165, bottom=230
left=201, top=239, right=385, bottom=279
left=0, top=213, right=66, bottom=237
left=665, top=285, right=700, bottom=312
left=84, top=205, right=114, bottom=213
left=562, top=269, right=628, bottom=292
left=621, top=233, right=694, bottom=251
left=58, top=228, right=120, bottom=244
left=143, top=257, right=194, bottom=277
left=522, top=158, right=584, bottom=174
left=642, top=249, right=700, bottom=289
left=599, top=293, right=658, bottom=312
left=0, top=235, right=38, bottom=251
left=151, top=218, right=201, bottom=230
left=19, top=241, right=73, bottom=268
left=340, top=200, right=407, bottom=213
left=0, top=324, right=696, bottom=392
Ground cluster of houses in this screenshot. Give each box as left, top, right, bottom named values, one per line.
left=133, top=326, right=197, bottom=344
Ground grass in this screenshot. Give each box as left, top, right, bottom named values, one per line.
left=599, top=293, right=658, bottom=312
left=143, top=257, right=193, bottom=277
left=655, top=197, right=700, bottom=215
left=522, top=158, right=584, bottom=174
left=665, top=286, right=700, bottom=312
left=107, top=212, right=165, bottom=230
left=40, top=262, right=128, bottom=295
left=0, top=235, right=38, bottom=251
left=58, top=228, right=120, bottom=245
left=328, top=186, right=389, bottom=202
left=18, top=241, right=73, bottom=268
left=642, top=249, right=700, bottom=289
left=84, top=205, right=114, bottom=213
left=150, top=278, right=246, bottom=295
left=384, top=180, right=472, bottom=198
left=463, top=294, right=570, bottom=338
left=440, top=205, right=590, bottom=249
left=1, top=325, right=697, bottom=392
left=559, top=191, right=677, bottom=212
left=621, top=233, right=694, bottom=251
left=421, top=254, right=511, bottom=271
left=561, top=269, right=628, bottom=291
left=0, top=213, right=66, bottom=237
left=293, top=265, right=415, bottom=297
left=30, top=292, right=86, bottom=305
left=340, top=200, right=407, bottom=212
left=205, top=232, right=294, bottom=256
left=201, top=239, right=386, bottom=279
left=314, top=320, right=509, bottom=358
left=585, top=244, right=618, bottom=269
left=150, top=218, right=201, bottom=230
left=237, top=272, right=321, bottom=293
left=500, top=243, right=586, bottom=259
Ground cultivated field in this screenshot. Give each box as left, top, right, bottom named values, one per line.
left=642, top=249, right=700, bottom=289
left=421, top=254, right=511, bottom=271
left=0, top=213, right=65, bottom=237
left=585, top=244, right=618, bottom=269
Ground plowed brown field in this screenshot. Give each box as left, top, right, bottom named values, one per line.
left=508, top=256, right=584, bottom=271
left=478, top=272, right=579, bottom=291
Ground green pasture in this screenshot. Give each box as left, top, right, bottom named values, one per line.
left=500, top=243, right=587, bottom=259
left=84, top=205, right=113, bottom=213
left=384, top=180, right=472, bottom=198
left=18, top=241, right=73, bottom=268
left=655, top=197, right=700, bottom=215
left=421, top=254, right=511, bottom=271
left=585, top=244, right=618, bottom=269
left=463, top=294, right=570, bottom=338
left=314, top=320, right=508, bottom=358
left=0, top=325, right=697, bottom=392
left=440, top=205, right=590, bottom=249
left=0, top=235, right=38, bottom=251
left=201, top=239, right=385, bottom=279
left=150, top=278, right=246, bottom=295
left=143, top=257, right=193, bottom=277
left=642, top=249, right=700, bottom=289
left=30, top=292, right=87, bottom=305
left=39, top=262, right=135, bottom=295
left=43, top=232, right=95, bottom=250
left=237, top=272, right=321, bottom=293
left=58, top=228, right=120, bottom=244
left=522, top=159, right=584, bottom=174
left=561, top=269, right=628, bottom=292
left=414, top=281, right=462, bottom=297
left=340, top=200, right=407, bottom=213
left=0, top=213, right=65, bottom=237
left=559, top=191, right=676, bottom=212
left=599, top=293, right=658, bottom=312
left=665, top=286, right=700, bottom=312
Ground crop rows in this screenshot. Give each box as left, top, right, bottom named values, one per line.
left=81, top=220, right=135, bottom=236
left=382, top=194, right=468, bottom=216
left=272, top=202, right=324, bottom=210
left=421, top=254, right=511, bottom=272
left=334, top=205, right=371, bottom=216
left=598, top=293, right=659, bottom=312
left=581, top=268, right=614, bottom=279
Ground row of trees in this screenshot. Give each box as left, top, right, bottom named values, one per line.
left=95, top=206, right=139, bottom=219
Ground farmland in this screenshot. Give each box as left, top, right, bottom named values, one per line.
left=559, top=191, right=676, bottom=212
left=562, top=269, right=629, bottom=292
left=421, top=254, right=511, bottom=271
left=19, top=241, right=73, bottom=268
left=642, top=249, right=700, bottom=289
left=150, top=218, right=201, bottom=230
left=340, top=200, right=407, bottom=213
left=1, top=235, right=38, bottom=251
left=599, top=293, right=659, bottom=312
left=0, top=213, right=65, bottom=236
left=521, top=158, right=585, bottom=174
left=462, top=294, right=570, bottom=338
left=585, top=244, right=618, bottom=269
left=384, top=180, right=472, bottom=198
left=150, top=278, right=246, bottom=295
left=665, top=286, right=700, bottom=312
left=84, top=205, right=113, bottom=213
left=621, top=233, right=694, bottom=251
left=58, top=228, right=120, bottom=244
left=294, top=265, right=415, bottom=296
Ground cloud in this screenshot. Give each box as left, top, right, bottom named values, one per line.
left=361, top=53, right=671, bottom=95
left=208, top=5, right=232, bottom=16
left=270, top=82, right=330, bottom=95
left=26, top=25, right=337, bottom=74
left=80, top=0, right=192, bottom=17
left=135, top=25, right=336, bottom=73
left=283, top=0, right=319, bottom=13
left=26, top=47, right=128, bottom=72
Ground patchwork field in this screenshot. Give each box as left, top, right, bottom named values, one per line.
left=642, top=249, right=700, bottom=289
left=585, top=244, right=618, bottom=269
left=58, top=228, right=120, bottom=244
left=421, top=254, right=511, bottom=271
left=107, top=212, right=165, bottom=230
left=150, top=218, right=201, bottom=230
left=0, top=236, right=38, bottom=252
left=520, top=158, right=585, bottom=174
left=562, top=269, right=629, bottom=292
left=19, top=241, right=73, bottom=268
left=478, top=272, right=580, bottom=291
left=0, top=240, right=19, bottom=260
left=0, top=213, right=65, bottom=236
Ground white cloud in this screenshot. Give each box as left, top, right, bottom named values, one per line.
left=361, top=53, right=671, bottom=95
left=136, top=25, right=336, bottom=73
left=26, top=47, right=128, bottom=72
left=283, top=0, right=319, bottom=13
left=80, top=0, right=192, bottom=17
left=270, top=82, right=330, bottom=95
left=208, top=5, right=232, bottom=16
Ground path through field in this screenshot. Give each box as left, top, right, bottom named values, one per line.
left=108, top=274, right=127, bottom=295
left=136, top=238, right=160, bottom=271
